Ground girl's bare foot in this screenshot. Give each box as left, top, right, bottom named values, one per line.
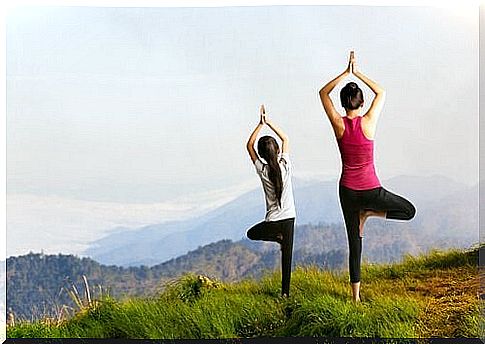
left=276, top=233, right=283, bottom=244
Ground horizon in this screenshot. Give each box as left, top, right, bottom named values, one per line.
left=6, top=172, right=479, bottom=259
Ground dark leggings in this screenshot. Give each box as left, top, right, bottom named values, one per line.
left=339, top=185, right=416, bottom=283
left=247, top=218, right=295, bottom=296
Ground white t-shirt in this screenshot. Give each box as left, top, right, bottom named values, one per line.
left=254, top=152, right=296, bottom=221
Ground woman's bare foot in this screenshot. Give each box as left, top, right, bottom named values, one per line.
left=359, top=210, right=386, bottom=237
left=359, top=210, right=369, bottom=237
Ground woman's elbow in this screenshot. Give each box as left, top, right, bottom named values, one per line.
left=319, top=87, right=332, bottom=100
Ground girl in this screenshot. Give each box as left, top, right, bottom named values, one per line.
left=319, top=52, right=416, bottom=302
left=246, top=105, right=296, bottom=297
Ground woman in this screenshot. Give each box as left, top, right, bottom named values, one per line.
left=319, top=52, right=416, bottom=302
left=246, top=104, right=296, bottom=297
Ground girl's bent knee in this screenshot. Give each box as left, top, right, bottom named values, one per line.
left=246, top=229, right=257, bottom=240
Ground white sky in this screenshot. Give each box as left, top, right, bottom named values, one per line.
left=7, top=5, right=478, bottom=204
left=3, top=3, right=480, bottom=258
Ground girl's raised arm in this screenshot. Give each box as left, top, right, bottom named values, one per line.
left=246, top=105, right=266, bottom=163
left=265, top=111, right=289, bottom=153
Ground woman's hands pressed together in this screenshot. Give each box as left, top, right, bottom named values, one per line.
left=346, top=51, right=354, bottom=75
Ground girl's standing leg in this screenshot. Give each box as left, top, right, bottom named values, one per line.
left=280, top=218, right=295, bottom=297
left=247, top=218, right=295, bottom=296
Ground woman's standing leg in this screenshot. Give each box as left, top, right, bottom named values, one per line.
left=339, top=185, right=363, bottom=301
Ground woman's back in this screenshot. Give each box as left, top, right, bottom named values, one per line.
left=337, top=116, right=381, bottom=190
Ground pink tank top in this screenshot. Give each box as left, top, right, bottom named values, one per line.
left=337, top=116, right=381, bottom=190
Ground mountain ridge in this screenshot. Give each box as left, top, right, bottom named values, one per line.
left=83, top=175, right=477, bottom=266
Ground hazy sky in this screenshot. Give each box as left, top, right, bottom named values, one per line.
left=7, top=5, right=478, bottom=201
left=5, top=5, right=479, bottom=257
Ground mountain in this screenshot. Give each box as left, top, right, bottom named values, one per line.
left=83, top=175, right=476, bottom=267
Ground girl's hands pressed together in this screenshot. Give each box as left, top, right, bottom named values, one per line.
left=260, top=104, right=267, bottom=125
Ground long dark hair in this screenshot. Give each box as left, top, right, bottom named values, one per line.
left=257, top=136, right=283, bottom=206
left=340, top=82, right=364, bottom=110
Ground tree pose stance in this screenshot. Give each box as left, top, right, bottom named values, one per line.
left=246, top=105, right=296, bottom=297
left=319, top=52, right=416, bottom=302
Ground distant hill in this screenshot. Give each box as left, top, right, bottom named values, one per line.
left=83, top=175, right=477, bottom=266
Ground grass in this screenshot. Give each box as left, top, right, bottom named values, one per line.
left=7, top=246, right=480, bottom=339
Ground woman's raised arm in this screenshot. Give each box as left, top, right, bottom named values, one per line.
left=319, top=52, right=352, bottom=137
left=352, top=56, right=386, bottom=127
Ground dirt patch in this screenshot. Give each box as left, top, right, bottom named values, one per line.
left=413, top=267, right=479, bottom=337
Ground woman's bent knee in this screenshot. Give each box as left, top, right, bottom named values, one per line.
left=405, top=202, right=416, bottom=220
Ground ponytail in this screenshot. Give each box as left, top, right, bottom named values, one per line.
left=267, top=153, right=283, bottom=207
left=257, top=136, right=284, bottom=207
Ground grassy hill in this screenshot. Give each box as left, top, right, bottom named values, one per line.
left=11, top=219, right=478, bottom=322
left=7, top=245, right=480, bottom=339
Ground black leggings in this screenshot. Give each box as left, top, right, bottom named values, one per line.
left=339, top=185, right=416, bottom=283
left=246, top=218, right=295, bottom=296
